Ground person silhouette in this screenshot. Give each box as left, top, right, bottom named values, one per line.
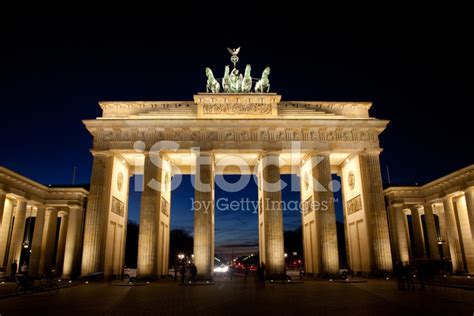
left=190, top=263, right=197, bottom=284
left=10, top=260, right=18, bottom=279
left=180, top=263, right=186, bottom=284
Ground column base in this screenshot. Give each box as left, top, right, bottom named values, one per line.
left=196, top=274, right=213, bottom=282
left=265, top=273, right=288, bottom=281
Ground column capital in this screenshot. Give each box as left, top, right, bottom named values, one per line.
left=309, top=150, right=331, bottom=157
left=67, top=202, right=83, bottom=210
left=409, top=204, right=422, bottom=211
left=90, top=150, right=113, bottom=158
left=45, top=206, right=58, bottom=213
left=144, top=151, right=165, bottom=158
left=260, top=150, right=282, bottom=157
left=423, top=201, right=434, bottom=207
left=361, top=148, right=383, bottom=156
left=13, top=197, right=27, bottom=208
left=443, top=192, right=458, bottom=201
left=464, top=186, right=474, bottom=194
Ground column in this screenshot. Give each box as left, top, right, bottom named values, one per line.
left=393, top=205, right=410, bottom=263
left=359, top=151, right=393, bottom=271
left=38, top=208, right=58, bottom=275
left=0, top=197, right=14, bottom=267
left=424, top=203, right=441, bottom=260
left=137, top=153, right=161, bottom=278
left=258, top=152, right=285, bottom=278
left=310, top=152, right=339, bottom=274
left=63, top=205, right=84, bottom=278
left=443, top=196, right=464, bottom=272
left=464, top=187, right=474, bottom=241
left=55, top=213, right=69, bottom=274
left=193, top=151, right=215, bottom=280
left=436, top=206, right=450, bottom=258
left=454, top=195, right=474, bottom=272
left=28, top=205, right=46, bottom=277
left=6, top=199, right=27, bottom=274
left=411, top=206, right=426, bottom=259
left=81, top=152, right=113, bottom=276
left=0, top=190, right=6, bottom=228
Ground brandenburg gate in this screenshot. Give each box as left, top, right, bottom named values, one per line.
left=80, top=51, right=393, bottom=280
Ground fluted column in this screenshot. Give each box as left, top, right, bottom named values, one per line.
left=259, top=152, right=285, bottom=278
left=454, top=195, right=474, bottom=272
left=0, top=190, right=6, bottom=229
left=81, top=152, right=113, bottom=276
left=359, top=151, right=393, bottom=271
left=393, top=205, right=410, bottom=263
left=443, top=196, right=464, bottom=272
left=424, top=203, right=441, bottom=260
left=463, top=187, right=474, bottom=241
left=137, top=153, right=161, bottom=278
left=0, top=197, right=14, bottom=267
left=39, top=208, right=58, bottom=274
left=6, top=199, right=27, bottom=274
left=311, top=152, right=339, bottom=274
left=55, top=213, right=69, bottom=274
left=193, top=151, right=215, bottom=280
left=436, top=207, right=450, bottom=258
left=63, top=205, right=84, bottom=278
left=29, top=205, right=46, bottom=277
left=411, top=206, right=426, bottom=259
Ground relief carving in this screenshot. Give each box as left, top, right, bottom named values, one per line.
left=202, top=103, right=272, bottom=115
left=347, top=195, right=362, bottom=215
left=111, top=197, right=125, bottom=217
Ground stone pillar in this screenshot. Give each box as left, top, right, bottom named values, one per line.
left=454, top=195, right=474, bottom=272
left=6, top=199, right=27, bottom=274
left=393, top=205, right=410, bottom=263
left=310, top=152, right=339, bottom=274
left=424, top=203, right=441, bottom=260
left=63, top=205, right=84, bottom=278
left=193, top=151, right=215, bottom=280
left=436, top=207, right=450, bottom=258
left=411, top=206, right=426, bottom=259
left=463, top=187, right=474, bottom=241
left=81, top=152, right=113, bottom=276
left=258, top=152, right=285, bottom=278
left=137, top=153, right=161, bottom=278
left=29, top=205, right=46, bottom=277
left=38, top=208, right=58, bottom=275
left=0, top=197, right=14, bottom=267
left=443, top=196, right=464, bottom=272
left=55, top=213, right=69, bottom=274
left=359, top=151, right=393, bottom=271
left=0, top=190, right=6, bottom=228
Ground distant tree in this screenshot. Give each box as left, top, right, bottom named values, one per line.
left=125, top=220, right=139, bottom=268
left=283, top=223, right=347, bottom=268
left=169, top=229, right=193, bottom=265
left=284, top=227, right=303, bottom=257
left=336, top=221, right=347, bottom=267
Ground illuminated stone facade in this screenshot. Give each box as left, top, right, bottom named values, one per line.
left=81, top=92, right=392, bottom=278
left=385, top=165, right=474, bottom=273
left=0, top=167, right=87, bottom=278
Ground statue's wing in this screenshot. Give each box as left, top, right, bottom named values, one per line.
left=235, top=47, right=241, bottom=54
left=227, top=47, right=234, bottom=54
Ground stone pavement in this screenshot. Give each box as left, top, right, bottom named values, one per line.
left=0, top=278, right=473, bottom=315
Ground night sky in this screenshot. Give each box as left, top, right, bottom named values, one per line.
left=3, top=15, right=472, bottom=258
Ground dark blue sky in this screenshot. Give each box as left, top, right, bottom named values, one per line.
left=2, top=14, right=472, bottom=257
